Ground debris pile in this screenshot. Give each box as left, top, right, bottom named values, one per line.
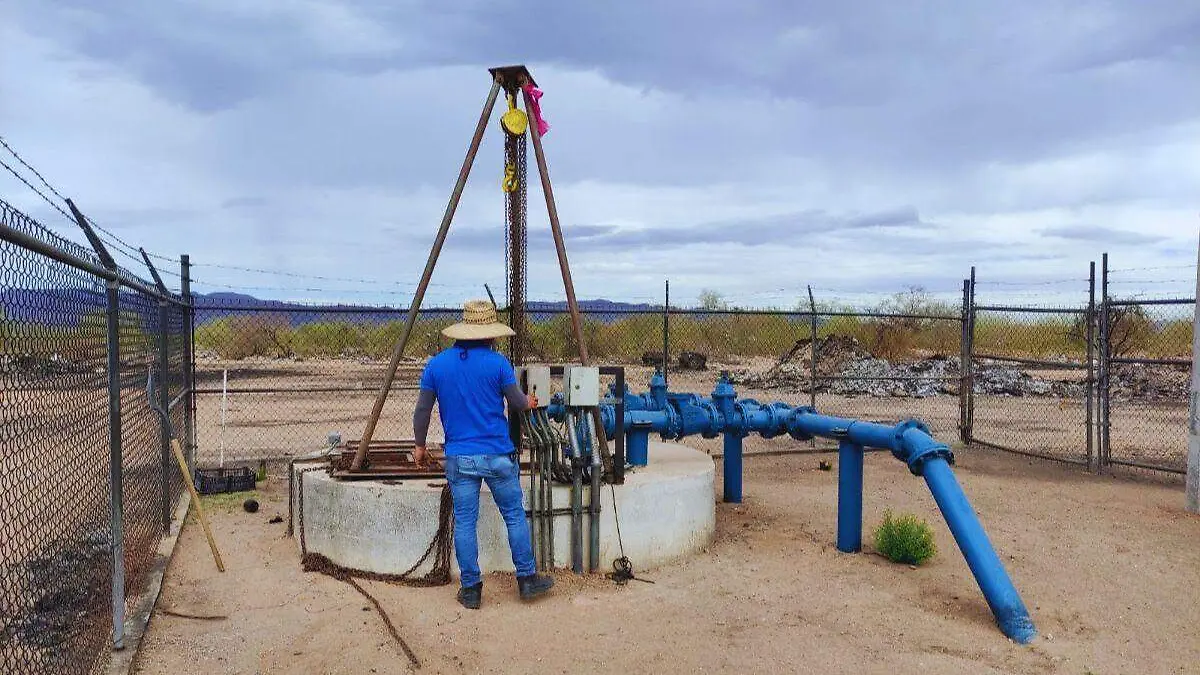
left=1, top=528, right=109, bottom=660
left=1109, top=363, right=1191, bottom=401
left=729, top=335, right=1188, bottom=400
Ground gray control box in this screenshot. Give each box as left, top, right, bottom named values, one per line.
left=564, top=366, right=600, bottom=407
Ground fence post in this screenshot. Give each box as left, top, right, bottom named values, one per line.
left=1086, top=261, right=1096, bottom=472
left=662, top=279, right=669, bottom=387
left=807, top=285, right=818, bottom=412
left=960, top=278, right=970, bottom=443
left=1187, top=235, right=1199, bottom=513
left=64, top=199, right=126, bottom=650
left=181, top=254, right=195, bottom=472
left=157, top=299, right=172, bottom=530
left=965, top=266, right=977, bottom=442
left=1099, top=253, right=1111, bottom=472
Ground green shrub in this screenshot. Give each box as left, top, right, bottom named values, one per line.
left=873, top=510, right=937, bottom=565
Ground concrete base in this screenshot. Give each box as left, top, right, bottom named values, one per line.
left=291, top=442, right=715, bottom=577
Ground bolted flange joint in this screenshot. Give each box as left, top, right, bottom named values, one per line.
left=785, top=407, right=819, bottom=441
left=892, top=419, right=954, bottom=476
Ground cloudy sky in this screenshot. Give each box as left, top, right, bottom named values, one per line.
left=2, top=1, right=1198, bottom=308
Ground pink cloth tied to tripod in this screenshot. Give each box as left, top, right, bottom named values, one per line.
left=522, top=83, right=550, bottom=136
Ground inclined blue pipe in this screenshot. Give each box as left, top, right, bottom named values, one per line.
left=837, top=441, right=864, bottom=553
left=920, top=457, right=1037, bottom=643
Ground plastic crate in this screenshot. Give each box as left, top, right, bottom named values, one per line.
left=194, top=467, right=257, bottom=495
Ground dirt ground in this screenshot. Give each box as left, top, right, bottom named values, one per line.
left=130, top=446, right=1200, bottom=675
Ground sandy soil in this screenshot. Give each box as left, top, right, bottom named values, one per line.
left=130, top=447, right=1200, bottom=675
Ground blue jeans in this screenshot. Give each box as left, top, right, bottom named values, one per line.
left=445, top=453, right=536, bottom=588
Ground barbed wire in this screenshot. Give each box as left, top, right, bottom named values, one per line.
left=1108, top=264, right=1197, bottom=273
left=0, top=156, right=75, bottom=223
left=0, top=134, right=178, bottom=267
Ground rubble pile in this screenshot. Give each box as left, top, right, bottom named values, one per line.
left=729, top=334, right=1186, bottom=400
left=1109, top=363, right=1191, bottom=401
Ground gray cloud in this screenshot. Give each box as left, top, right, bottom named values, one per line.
left=1042, top=225, right=1167, bottom=246
left=1, top=0, right=1197, bottom=308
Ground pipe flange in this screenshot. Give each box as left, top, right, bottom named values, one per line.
left=785, top=406, right=819, bottom=441
left=893, top=418, right=953, bottom=476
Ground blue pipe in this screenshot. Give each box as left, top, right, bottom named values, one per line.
left=920, top=457, right=1037, bottom=643
left=837, top=441, right=864, bottom=553
left=544, top=374, right=1036, bottom=644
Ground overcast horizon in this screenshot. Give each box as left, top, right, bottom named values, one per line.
left=2, top=1, right=1198, bottom=309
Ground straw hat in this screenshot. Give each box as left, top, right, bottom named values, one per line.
left=441, top=299, right=517, bottom=340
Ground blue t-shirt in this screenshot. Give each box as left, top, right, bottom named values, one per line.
left=418, top=343, right=518, bottom=456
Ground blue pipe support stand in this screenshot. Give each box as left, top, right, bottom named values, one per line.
left=836, top=441, right=864, bottom=553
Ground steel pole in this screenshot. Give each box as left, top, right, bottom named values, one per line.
left=351, top=78, right=502, bottom=471
left=181, top=254, right=196, bottom=472
left=1086, top=261, right=1096, bottom=472
left=106, top=279, right=126, bottom=650
left=157, top=301, right=172, bottom=531
left=521, top=83, right=613, bottom=472
left=1187, top=232, right=1199, bottom=513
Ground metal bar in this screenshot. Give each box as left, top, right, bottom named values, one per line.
left=66, top=197, right=116, bottom=269
left=588, top=412, right=601, bottom=573
left=971, top=354, right=1088, bottom=369
left=139, top=247, right=169, bottom=295
left=195, top=385, right=423, bottom=395
left=968, top=438, right=1091, bottom=466
left=836, top=441, right=864, bottom=553
left=1108, top=298, right=1195, bottom=307
left=808, top=285, right=818, bottom=412
left=662, top=279, right=669, bottom=387
left=522, top=81, right=613, bottom=469
left=0, top=214, right=185, bottom=305
left=1086, top=261, right=1096, bottom=472
left=105, top=277, right=126, bottom=650
left=960, top=279, right=970, bottom=443
left=1100, top=253, right=1111, bottom=471
left=966, top=267, right=977, bottom=442
left=974, top=304, right=1088, bottom=314
left=182, top=254, right=197, bottom=472
left=1110, top=357, right=1193, bottom=366
left=1108, top=459, right=1187, bottom=475
left=563, top=410, right=584, bottom=574
left=168, top=387, right=191, bottom=412
left=158, top=301, right=173, bottom=531
left=351, top=78, right=503, bottom=471
left=195, top=305, right=455, bottom=314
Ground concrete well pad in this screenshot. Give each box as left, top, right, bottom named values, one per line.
left=292, top=442, right=716, bottom=577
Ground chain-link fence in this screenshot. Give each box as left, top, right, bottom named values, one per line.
left=1101, top=258, right=1194, bottom=474
left=0, top=198, right=192, bottom=675
left=966, top=269, right=1097, bottom=467
left=190, top=296, right=974, bottom=460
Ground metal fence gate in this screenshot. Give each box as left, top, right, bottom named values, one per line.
left=0, top=198, right=194, bottom=674
left=1100, top=256, right=1195, bottom=474
left=965, top=265, right=1097, bottom=467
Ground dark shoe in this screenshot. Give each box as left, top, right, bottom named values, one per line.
left=517, top=574, right=554, bottom=600
left=457, top=583, right=482, bottom=610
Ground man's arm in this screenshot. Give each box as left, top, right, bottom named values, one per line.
left=413, top=389, right=436, bottom=448
left=503, top=382, right=536, bottom=412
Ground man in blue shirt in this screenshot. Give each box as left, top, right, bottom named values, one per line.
left=412, top=300, right=554, bottom=609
